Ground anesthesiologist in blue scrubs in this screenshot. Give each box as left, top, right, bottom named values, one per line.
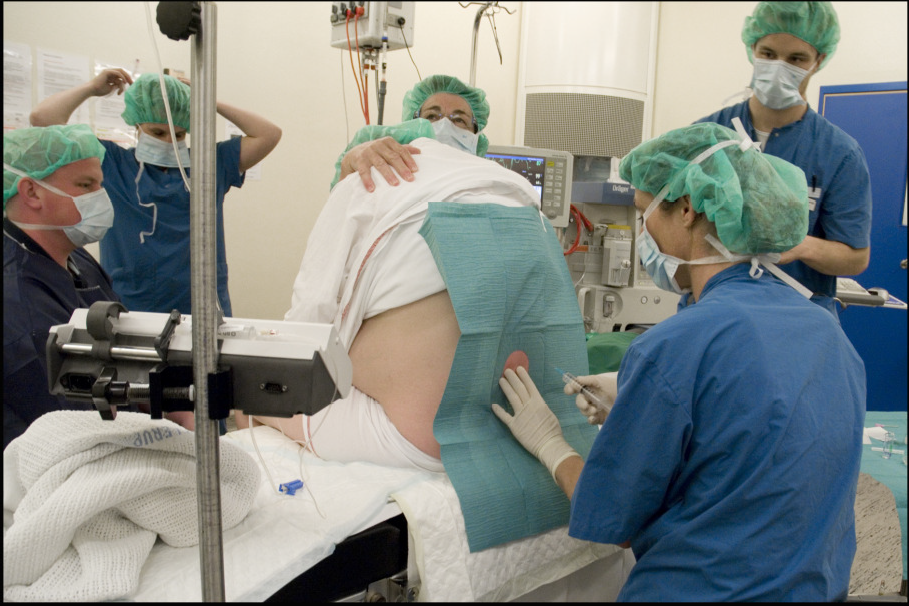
left=3, top=126, right=120, bottom=448
left=30, top=70, right=282, bottom=317
left=694, top=1, right=871, bottom=319
left=493, top=122, right=867, bottom=601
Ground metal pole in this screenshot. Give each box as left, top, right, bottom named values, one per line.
left=190, top=1, right=225, bottom=601
left=469, top=3, right=487, bottom=87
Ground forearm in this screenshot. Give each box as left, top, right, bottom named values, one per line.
left=216, top=101, right=281, bottom=140
left=781, top=235, right=870, bottom=276
left=30, top=81, right=95, bottom=126
left=553, top=453, right=584, bottom=499
left=217, top=101, right=281, bottom=172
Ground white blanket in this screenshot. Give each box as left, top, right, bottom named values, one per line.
left=3, top=411, right=259, bottom=602
left=128, top=427, right=622, bottom=602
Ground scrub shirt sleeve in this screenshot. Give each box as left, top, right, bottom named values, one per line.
left=216, top=137, right=246, bottom=191
left=569, top=345, right=692, bottom=546
left=816, top=146, right=872, bottom=249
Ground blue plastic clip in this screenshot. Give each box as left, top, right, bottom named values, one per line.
left=279, top=479, right=304, bottom=496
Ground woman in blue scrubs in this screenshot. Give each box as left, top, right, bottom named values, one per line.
left=30, top=70, right=282, bottom=317
left=493, top=122, right=866, bottom=601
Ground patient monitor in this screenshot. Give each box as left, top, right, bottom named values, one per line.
left=46, top=301, right=352, bottom=421
left=485, top=144, right=573, bottom=228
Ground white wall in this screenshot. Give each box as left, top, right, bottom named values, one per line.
left=3, top=1, right=523, bottom=320
left=4, top=2, right=907, bottom=320
left=653, top=2, right=909, bottom=136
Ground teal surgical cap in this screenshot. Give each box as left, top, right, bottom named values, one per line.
left=4, top=124, right=106, bottom=207
left=619, top=122, right=808, bottom=255
left=122, top=73, right=191, bottom=132
left=742, top=1, right=840, bottom=70
left=402, top=74, right=490, bottom=156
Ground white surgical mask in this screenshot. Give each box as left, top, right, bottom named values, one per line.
left=431, top=118, right=479, bottom=155
left=4, top=163, right=114, bottom=247
left=750, top=58, right=814, bottom=110
left=134, top=131, right=190, bottom=168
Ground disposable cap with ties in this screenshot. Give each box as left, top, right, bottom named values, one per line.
left=619, top=122, right=809, bottom=255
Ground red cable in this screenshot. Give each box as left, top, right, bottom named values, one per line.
left=346, top=13, right=367, bottom=121
left=363, top=72, right=369, bottom=123
left=354, top=12, right=369, bottom=124
left=564, top=205, right=583, bottom=256
left=575, top=205, right=593, bottom=233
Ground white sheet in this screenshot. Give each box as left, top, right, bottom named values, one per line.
left=129, top=426, right=624, bottom=602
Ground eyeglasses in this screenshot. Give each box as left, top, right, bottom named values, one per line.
left=413, top=109, right=478, bottom=133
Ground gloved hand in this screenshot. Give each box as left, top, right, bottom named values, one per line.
left=563, top=372, right=617, bottom=426
left=493, top=367, right=579, bottom=478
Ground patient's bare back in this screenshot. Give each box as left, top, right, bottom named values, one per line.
left=348, top=290, right=460, bottom=458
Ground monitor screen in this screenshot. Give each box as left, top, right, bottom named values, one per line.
left=485, top=153, right=546, bottom=199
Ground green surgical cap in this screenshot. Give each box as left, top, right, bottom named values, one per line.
left=402, top=74, right=490, bottom=131
left=122, top=73, right=191, bottom=132
left=401, top=75, right=490, bottom=159
left=619, top=122, right=808, bottom=255
left=742, top=1, right=840, bottom=70
left=4, top=124, right=105, bottom=207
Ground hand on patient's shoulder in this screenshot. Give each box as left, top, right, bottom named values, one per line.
left=343, top=137, right=421, bottom=192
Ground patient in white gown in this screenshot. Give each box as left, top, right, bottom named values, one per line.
left=237, top=85, right=540, bottom=472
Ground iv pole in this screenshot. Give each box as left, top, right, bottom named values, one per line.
left=189, top=2, right=226, bottom=601
left=156, top=1, right=226, bottom=600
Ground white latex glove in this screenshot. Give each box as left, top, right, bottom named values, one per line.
left=563, top=371, right=617, bottom=426
left=493, top=367, right=579, bottom=478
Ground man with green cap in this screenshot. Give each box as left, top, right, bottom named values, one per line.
left=492, top=122, right=865, bottom=600
left=30, top=69, right=282, bottom=317
left=695, top=1, right=872, bottom=320
left=331, top=74, right=490, bottom=190
left=3, top=124, right=121, bottom=447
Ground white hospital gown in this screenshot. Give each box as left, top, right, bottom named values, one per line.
left=284, top=137, right=540, bottom=471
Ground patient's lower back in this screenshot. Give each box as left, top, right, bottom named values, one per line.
left=348, top=291, right=460, bottom=459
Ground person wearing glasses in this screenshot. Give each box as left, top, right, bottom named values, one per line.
left=330, top=74, right=490, bottom=191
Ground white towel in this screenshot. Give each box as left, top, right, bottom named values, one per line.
left=3, top=411, right=260, bottom=602
left=284, top=137, right=540, bottom=348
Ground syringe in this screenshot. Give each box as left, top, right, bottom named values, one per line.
left=555, top=367, right=611, bottom=413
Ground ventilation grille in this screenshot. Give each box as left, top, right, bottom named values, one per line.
left=524, top=92, right=644, bottom=157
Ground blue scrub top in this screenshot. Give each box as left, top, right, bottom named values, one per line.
left=569, top=264, right=866, bottom=601
left=98, top=137, right=245, bottom=316
left=4, top=219, right=121, bottom=448
left=697, top=101, right=873, bottom=317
